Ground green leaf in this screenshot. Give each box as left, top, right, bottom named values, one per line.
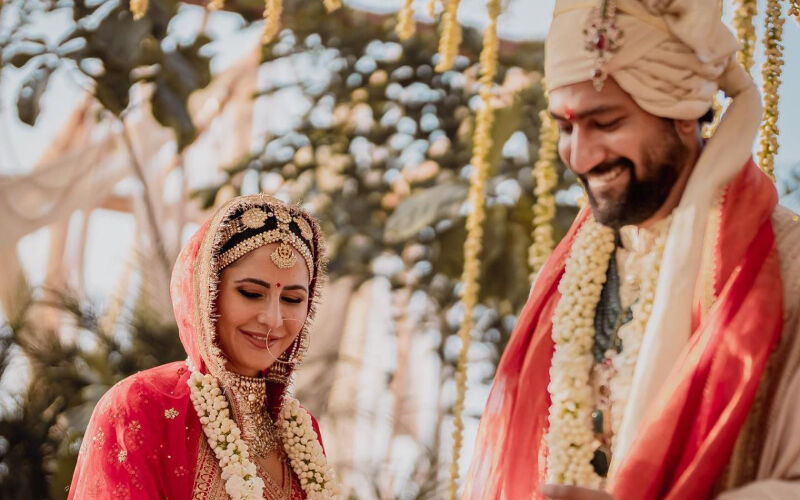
left=93, top=70, right=131, bottom=115
left=151, top=76, right=195, bottom=151
left=91, top=8, right=153, bottom=70
left=384, top=182, right=468, bottom=244
left=161, top=44, right=211, bottom=97
left=16, top=65, right=54, bottom=126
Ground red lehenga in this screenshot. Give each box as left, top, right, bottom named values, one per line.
left=68, top=198, right=324, bottom=499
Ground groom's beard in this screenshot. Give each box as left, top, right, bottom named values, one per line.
left=581, top=123, right=689, bottom=229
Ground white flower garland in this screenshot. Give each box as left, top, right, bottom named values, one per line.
left=546, top=219, right=615, bottom=487
left=188, top=368, right=339, bottom=499
left=545, top=217, right=668, bottom=486
left=609, top=225, right=668, bottom=448
left=280, top=397, right=339, bottom=499
left=189, top=371, right=265, bottom=500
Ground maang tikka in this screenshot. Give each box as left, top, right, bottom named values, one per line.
left=215, top=204, right=315, bottom=279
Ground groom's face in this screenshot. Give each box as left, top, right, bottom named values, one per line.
left=548, top=78, right=692, bottom=229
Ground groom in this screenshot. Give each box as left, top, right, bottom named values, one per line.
left=462, top=1, right=800, bottom=499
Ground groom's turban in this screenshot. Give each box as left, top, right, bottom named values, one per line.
left=545, top=0, right=747, bottom=120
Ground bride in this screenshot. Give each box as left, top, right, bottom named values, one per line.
left=69, top=195, right=338, bottom=499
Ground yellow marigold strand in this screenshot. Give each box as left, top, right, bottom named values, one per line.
left=733, top=0, right=758, bottom=74
left=529, top=105, right=559, bottom=281
left=262, top=0, right=283, bottom=44
left=757, top=0, right=784, bottom=181
left=397, top=0, right=416, bottom=40
left=448, top=2, right=499, bottom=499
left=435, top=0, right=463, bottom=72
left=789, top=1, right=800, bottom=24
left=427, top=0, right=437, bottom=18
left=323, top=0, right=341, bottom=12
left=208, top=0, right=225, bottom=10
left=130, top=0, right=148, bottom=20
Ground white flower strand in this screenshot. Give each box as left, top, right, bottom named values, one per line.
left=280, top=396, right=340, bottom=499
left=187, top=368, right=340, bottom=499
left=609, top=222, right=668, bottom=448
left=545, top=218, right=615, bottom=487
left=189, top=371, right=265, bottom=500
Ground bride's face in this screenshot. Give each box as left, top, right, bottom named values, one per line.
left=215, top=243, right=311, bottom=377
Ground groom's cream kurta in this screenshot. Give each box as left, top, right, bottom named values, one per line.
left=603, top=205, right=800, bottom=497
left=715, top=206, right=800, bottom=498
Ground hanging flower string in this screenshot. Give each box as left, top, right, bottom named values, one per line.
left=397, top=0, right=416, bottom=40
left=262, top=0, right=283, bottom=44
left=733, top=0, right=758, bottom=74
left=447, top=1, right=499, bottom=499
left=427, top=0, right=438, bottom=18
left=789, top=1, right=800, bottom=24
left=435, top=0, right=463, bottom=71
left=130, top=0, right=148, bottom=20
left=323, top=0, right=342, bottom=12
left=208, top=0, right=226, bottom=11
left=529, top=104, right=559, bottom=281
left=757, top=0, right=784, bottom=181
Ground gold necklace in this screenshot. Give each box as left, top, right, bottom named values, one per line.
left=224, top=372, right=280, bottom=458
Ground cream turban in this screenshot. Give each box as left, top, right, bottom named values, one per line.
left=543, top=0, right=765, bottom=476
left=545, top=0, right=743, bottom=119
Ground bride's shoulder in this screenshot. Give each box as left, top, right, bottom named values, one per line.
left=94, top=361, right=193, bottom=420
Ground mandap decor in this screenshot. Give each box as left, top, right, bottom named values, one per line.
left=123, top=1, right=794, bottom=498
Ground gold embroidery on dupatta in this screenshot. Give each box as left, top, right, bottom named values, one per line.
left=193, top=199, right=230, bottom=384
left=191, top=438, right=218, bottom=500
left=698, top=188, right=723, bottom=318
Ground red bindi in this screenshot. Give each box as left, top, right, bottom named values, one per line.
left=275, top=282, right=281, bottom=288
left=564, top=107, right=575, bottom=121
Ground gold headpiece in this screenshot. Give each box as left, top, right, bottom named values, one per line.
left=214, top=200, right=316, bottom=279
